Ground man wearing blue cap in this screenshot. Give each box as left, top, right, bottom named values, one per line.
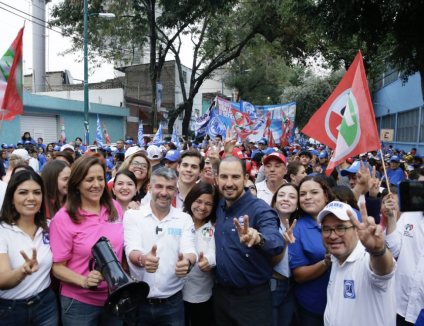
left=17, top=141, right=24, bottom=149
left=382, top=156, right=406, bottom=186
left=317, top=150, right=329, bottom=173
left=125, top=140, right=133, bottom=150
left=161, top=150, right=180, bottom=171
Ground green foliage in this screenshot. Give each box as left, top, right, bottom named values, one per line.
left=280, top=69, right=345, bottom=130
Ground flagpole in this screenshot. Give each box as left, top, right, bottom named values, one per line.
left=379, top=148, right=391, bottom=194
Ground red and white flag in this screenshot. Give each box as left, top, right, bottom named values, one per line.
left=0, top=27, right=24, bottom=121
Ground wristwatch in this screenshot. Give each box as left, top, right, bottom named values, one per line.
left=254, top=233, right=266, bottom=249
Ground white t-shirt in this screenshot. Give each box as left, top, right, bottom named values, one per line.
left=386, top=212, right=424, bottom=323
left=123, top=204, right=197, bottom=299
left=183, top=221, right=216, bottom=303
left=256, top=180, right=274, bottom=205
left=0, top=222, right=52, bottom=299
left=273, top=223, right=290, bottom=278
left=29, top=157, right=39, bottom=174
left=325, top=242, right=397, bottom=326
left=0, top=180, right=7, bottom=213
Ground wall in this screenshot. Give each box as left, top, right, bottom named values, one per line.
left=38, top=88, right=125, bottom=107
left=372, top=72, right=424, bottom=153
left=0, top=92, right=129, bottom=145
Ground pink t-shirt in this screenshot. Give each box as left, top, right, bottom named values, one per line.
left=50, top=200, right=123, bottom=306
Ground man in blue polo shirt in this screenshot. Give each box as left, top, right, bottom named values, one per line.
left=113, top=139, right=126, bottom=157
left=213, top=156, right=284, bottom=326
left=383, top=156, right=406, bottom=186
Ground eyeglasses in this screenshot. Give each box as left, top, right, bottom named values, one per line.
left=320, top=226, right=355, bottom=237
left=131, top=161, right=148, bottom=169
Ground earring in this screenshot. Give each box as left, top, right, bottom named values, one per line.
left=76, top=189, right=80, bottom=194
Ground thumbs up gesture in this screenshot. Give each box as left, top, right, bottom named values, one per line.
left=198, top=251, right=211, bottom=272
left=175, top=253, right=190, bottom=278
left=142, top=245, right=160, bottom=273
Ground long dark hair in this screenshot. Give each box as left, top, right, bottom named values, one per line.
left=42, top=160, right=70, bottom=217
left=66, top=155, right=118, bottom=224
left=297, top=175, right=336, bottom=218
left=112, top=170, right=138, bottom=202
left=270, top=183, right=299, bottom=225
left=0, top=170, right=48, bottom=232
left=183, top=182, right=219, bottom=225
left=21, top=132, right=32, bottom=141
left=331, top=185, right=359, bottom=210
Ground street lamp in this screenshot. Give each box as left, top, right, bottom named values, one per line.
left=83, top=0, right=115, bottom=145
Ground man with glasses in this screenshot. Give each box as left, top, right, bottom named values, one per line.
left=318, top=201, right=396, bottom=326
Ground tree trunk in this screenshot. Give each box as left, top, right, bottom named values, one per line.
left=148, top=0, right=158, bottom=132
left=182, top=99, right=194, bottom=137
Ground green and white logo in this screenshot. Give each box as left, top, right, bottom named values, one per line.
left=330, top=91, right=361, bottom=162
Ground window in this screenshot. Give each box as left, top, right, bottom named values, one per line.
left=381, top=114, right=395, bottom=130
left=420, top=109, right=424, bottom=142
left=194, top=109, right=200, bottom=118
left=183, top=71, right=187, bottom=84
left=397, top=109, right=419, bottom=142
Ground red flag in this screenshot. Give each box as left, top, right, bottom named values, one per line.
left=0, top=27, right=24, bottom=121
left=60, top=119, right=66, bottom=143
left=268, top=129, right=276, bottom=147
left=102, top=122, right=111, bottom=144
left=231, top=108, right=255, bottom=141
left=279, top=111, right=293, bottom=147
left=322, top=52, right=380, bottom=176
left=263, top=112, right=272, bottom=137
left=302, top=52, right=375, bottom=149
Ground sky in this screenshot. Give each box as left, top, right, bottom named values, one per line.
left=0, top=0, right=194, bottom=83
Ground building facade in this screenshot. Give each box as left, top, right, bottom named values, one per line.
left=372, top=71, right=424, bottom=153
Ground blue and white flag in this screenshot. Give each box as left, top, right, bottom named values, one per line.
left=96, top=114, right=103, bottom=147
left=193, top=103, right=214, bottom=138
left=153, top=124, right=163, bottom=144
left=206, top=109, right=227, bottom=141
left=171, top=125, right=181, bottom=148
left=138, top=121, right=144, bottom=147
left=240, top=100, right=257, bottom=119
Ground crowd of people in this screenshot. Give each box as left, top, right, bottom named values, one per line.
left=0, top=130, right=423, bottom=326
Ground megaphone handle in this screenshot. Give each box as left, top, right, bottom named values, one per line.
left=88, top=257, right=98, bottom=291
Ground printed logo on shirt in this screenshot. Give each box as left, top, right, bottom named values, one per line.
left=237, top=216, right=245, bottom=227
left=343, top=280, right=356, bottom=299
left=42, top=231, right=50, bottom=245
left=168, top=228, right=182, bottom=236
left=202, top=227, right=214, bottom=240
left=403, top=224, right=414, bottom=238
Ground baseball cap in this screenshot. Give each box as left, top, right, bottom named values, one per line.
left=299, top=150, right=312, bottom=158
left=125, top=146, right=147, bottom=159
left=263, top=152, right=287, bottom=165
left=262, top=148, right=276, bottom=155
left=9, top=144, right=15, bottom=148
left=103, top=146, right=112, bottom=153
left=222, top=148, right=250, bottom=160
left=317, top=201, right=359, bottom=223
left=319, top=151, right=328, bottom=159
left=124, top=140, right=133, bottom=145
left=147, top=145, right=162, bottom=160
left=293, top=149, right=298, bottom=154
left=161, top=150, right=180, bottom=163
left=406, top=165, right=415, bottom=171
left=340, top=160, right=362, bottom=176
left=258, top=139, right=267, bottom=145
left=1, top=144, right=8, bottom=149
left=389, top=156, right=400, bottom=163
left=61, top=144, right=75, bottom=152
left=13, top=149, right=29, bottom=161
left=53, top=146, right=61, bottom=151
left=17, top=141, right=24, bottom=145
left=24, top=140, right=32, bottom=145
left=359, top=153, right=366, bottom=157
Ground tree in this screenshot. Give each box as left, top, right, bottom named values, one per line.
left=303, top=0, right=424, bottom=96
left=222, top=37, right=294, bottom=105
left=165, top=0, right=314, bottom=135
left=280, top=68, right=345, bottom=131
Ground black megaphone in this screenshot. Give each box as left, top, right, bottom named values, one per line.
left=88, top=236, right=150, bottom=315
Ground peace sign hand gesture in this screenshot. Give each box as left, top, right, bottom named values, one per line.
left=20, top=248, right=39, bottom=276
left=282, top=218, right=297, bottom=244
left=233, top=215, right=261, bottom=247
left=224, top=126, right=237, bottom=157
left=347, top=202, right=385, bottom=254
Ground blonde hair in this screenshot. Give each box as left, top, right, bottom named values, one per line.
left=8, top=154, right=26, bottom=170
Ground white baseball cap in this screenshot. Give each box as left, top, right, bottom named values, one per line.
left=13, top=149, right=29, bottom=161
left=317, top=201, right=359, bottom=223
left=147, top=145, right=162, bottom=160
left=61, top=144, right=75, bottom=152
left=125, top=146, right=147, bottom=159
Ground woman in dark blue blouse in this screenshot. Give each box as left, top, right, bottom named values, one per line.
left=289, top=175, right=336, bottom=326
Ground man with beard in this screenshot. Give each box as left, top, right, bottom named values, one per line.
left=213, top=156, right=285, bottom=326
left=123, top=167, right=197, bottom=325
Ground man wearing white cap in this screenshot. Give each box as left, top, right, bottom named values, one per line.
left=318, top=201, right=396, bottom=326
left=147, top=145, right=164, bottom=173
